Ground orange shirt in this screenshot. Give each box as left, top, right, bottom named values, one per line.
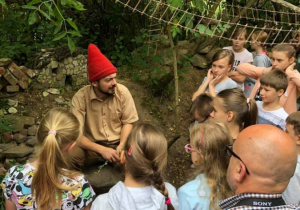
left=71, top=84, right=139, bottom=142
left=237, top=63, right=300, bottom=114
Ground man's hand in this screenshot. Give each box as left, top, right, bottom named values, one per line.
left=99, top=146, right=120, bottom=162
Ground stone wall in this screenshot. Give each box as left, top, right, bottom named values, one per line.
left=35, top=54, right=88, bottom=88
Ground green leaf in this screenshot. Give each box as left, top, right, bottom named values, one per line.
left=22, top=5, right=38, bottom=10
left=68, top=30, right=82, bottom=37
left=66, top=18, right=78, bottom=31
left=54, top=20, right=63, bottom=35
left=53, top=31, right=67, bottom=41
left=197, top=24, right=212, bottom=35
left=61, top=0, right=67, bottom=6
left=38, top=9, right=51, bottom=20
left=68, top=36, right=75, bottom=53
left=44, top=2, right=54, bottom=16
left=27, top=0, right=41, bottom=6
left=28, top=12, right=37, bottom=25
left=0, top=0, right=7, bottom=9
left=53, top=5, right=63, bottom=20
left=69, top=1, right=86, bottom=11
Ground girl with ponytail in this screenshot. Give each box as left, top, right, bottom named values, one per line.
left=91, top=123, right=178, bottom=210
left=2, top=108, right=95, bottom=210
left=212, top=88, right=258, bottom=140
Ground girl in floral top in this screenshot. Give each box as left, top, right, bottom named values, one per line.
left=1, top=108, right=95, bottom=210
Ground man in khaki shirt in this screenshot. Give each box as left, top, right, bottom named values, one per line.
left=68, top=44, right=138, bottom=169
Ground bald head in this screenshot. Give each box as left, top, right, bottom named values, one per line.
left=228, top=124, right=297, bottom=194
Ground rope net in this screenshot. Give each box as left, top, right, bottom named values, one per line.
left=115, top=0, right=300, bottom=45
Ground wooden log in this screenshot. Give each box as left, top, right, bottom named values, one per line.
left=20, top=66, right=35, bottom=78
left=3, top=69, right=18, bottom=85
left=0, top=67, right=6, bottom=76
left=6, top=85, right=20, bottom=92
left=7, top=62, right=29, bottom=80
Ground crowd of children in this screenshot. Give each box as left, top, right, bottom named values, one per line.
left=1, top=28, right=300, bottom=210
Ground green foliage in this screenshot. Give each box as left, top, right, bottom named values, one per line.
left=110, top=36, right=131, bottom=67
left=0, top=106, right=17, bottom=143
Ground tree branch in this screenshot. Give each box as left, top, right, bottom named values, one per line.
left=271, top=0, right=300, bottom=13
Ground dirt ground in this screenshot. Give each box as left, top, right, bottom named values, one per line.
left=1, top=65, right=207, bottom=189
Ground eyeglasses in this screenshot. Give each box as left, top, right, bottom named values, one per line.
left=226, top=144, right=250, bottom=174
left=185, top=144, right=198, bottom=153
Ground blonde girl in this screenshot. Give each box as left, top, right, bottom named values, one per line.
left=91, top=123, right=178, bottom=210
left=178, top=121, right=233, bottom=209
left=192, top=49, right=238, bottom=101
left=212, top=88, right=258, bottom=140
left=2, top=108, right=95, bottom=210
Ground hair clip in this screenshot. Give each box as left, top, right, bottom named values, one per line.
left=200, top=129, right=205, bottom=148
left=165, top=197, right=171, bottom=205
left=48, top=130, right=57, bottom=136
left=128, top=145, right=134, bottom=156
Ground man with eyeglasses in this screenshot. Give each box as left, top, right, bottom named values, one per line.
left=219, top=124, right=300, bottom=209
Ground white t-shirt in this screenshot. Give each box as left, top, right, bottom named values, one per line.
left=256, top=101, right=288, bottom=130
left=223, top=46, right=253, bottom=90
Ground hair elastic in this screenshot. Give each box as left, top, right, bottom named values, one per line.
left=128, top=145, right=134, bottom=156
left=165, top=197, right=171, bottom=205
left=200, top=129, right=205, bottom=148
left=48, top=130, right=57, bottom=136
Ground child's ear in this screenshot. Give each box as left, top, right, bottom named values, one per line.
left=277, top=89, right=285, bottom=97
left=120, top=150, right=126, bottom=164
left=296, top=134, right=300, bottom=146
left=227, top=111, right=234, bottom=122
left=288, top=57, right=295, bottom=64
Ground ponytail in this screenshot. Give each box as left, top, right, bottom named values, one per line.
left=244, top=98, right=258, bottom=128
left=125, top=123, right=174, bottom=209
left=31, top=108, right=81, bottom=210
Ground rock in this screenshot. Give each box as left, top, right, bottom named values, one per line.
left=3, top=158, right=16, bottom=170
left=197, top=45, right=213, bottom=54
left=27, top=125, right=38, bottom=136
left=50, top=60, right=59, bottom=69
left=83, top=164, right=122, bottom=194
left=19, top=129, right=28, bottom=137
left=0, top=167, right=6, bottom=176
left=0, top=58, right=12, bottom=67
left=177, top=49, right=189, bottom=61
left=17, top=156, right=27, bottom=163
left=206, top=47, right=222, bottom=64
left=0, top=143, right=16, bottom=151
left=55, top=98, right=65, bottom=104
left=8, top=99, right=18, bottom=107
left=46, top=88, right=60, bottom=94
left=8, top=107, right=18, bottom=114
left=0, top=149, right=4, bottom=161
left=13, top=133, right=27, bottom=144
left=26, top=136, right=37, bottom=147
left=43, top=91, right=49, bottom=97
left=3, top=145, right=34, bottom=158
left=191, top=54, right=208, bottom=69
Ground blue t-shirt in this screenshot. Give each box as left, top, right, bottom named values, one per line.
left=178, top=174, right=211, bottom=210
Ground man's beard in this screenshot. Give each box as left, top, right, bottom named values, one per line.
left=97, top=85, right=116, bottom=96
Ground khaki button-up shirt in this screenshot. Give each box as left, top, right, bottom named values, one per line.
left=71, top=84, right=139, bottom=142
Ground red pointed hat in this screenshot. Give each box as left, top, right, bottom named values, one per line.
left=88, top=44, right=117, bottom=82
